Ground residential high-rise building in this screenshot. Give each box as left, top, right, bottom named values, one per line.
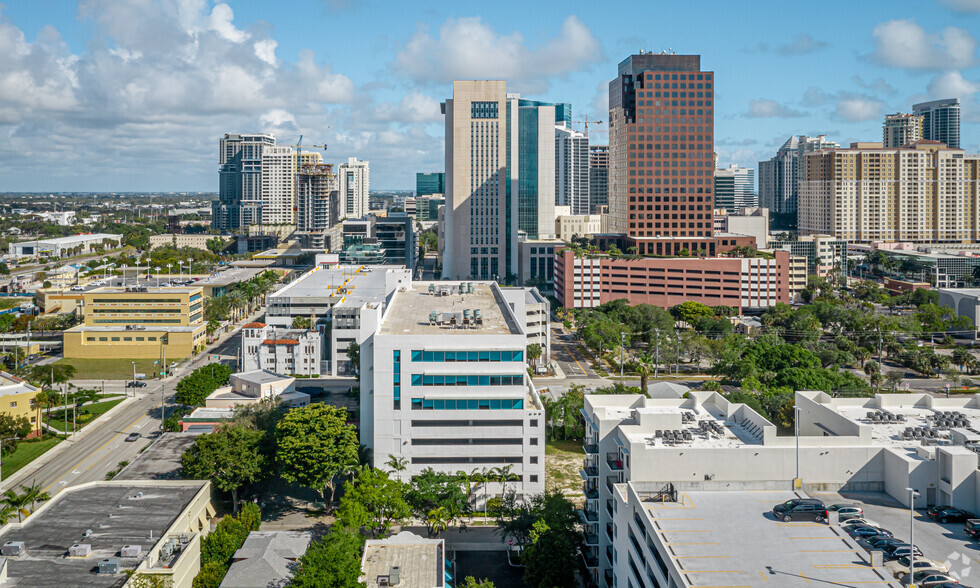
left=882, top=113, right=923, bottom=148
left=517, top=99, right=560, bottom=241
left=607, top=53, right=716, bottom=253
left=799, top=141, right=980, bottom=242
left=296, top=162, right=338, bottom=233
left=914, top=98, right=961, bottom=149
left=213, top=133, right=276, bottom=231
left=713, top=164, right=756, bottom=210
left=758, top=134, right=839, bottom=220
left=260, top=146, right=297, bottom=226
left=588, top=145, right=609, bottom=213
left=555, top=123, right=590, bottom=215
left=442, top=81, right=517, bottom=280
left=338, top=157, right=370, bottom=219
left=415, top=172, right=445, bottom=197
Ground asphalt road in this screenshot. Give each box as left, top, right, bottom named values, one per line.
left=550, top=326, right=600, bottom=380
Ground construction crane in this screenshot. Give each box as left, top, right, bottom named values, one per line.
left=571, top=115, right=605, bottom=137
left=291, top=135, right=328, bottom=167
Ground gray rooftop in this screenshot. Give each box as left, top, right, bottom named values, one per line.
left=0, top=482, right=207, bottom=587
left=197, top=267, right=265, bottom=287
left=380, top=282, right=522, bottom=336
left=633, top=487, right=899, bottom=587
left=268, top=265, right=411, bottom=309
left=360, top=531, right=443, bottom=588
left=65, top=325, right=203, bottom=333
left=220, top=531, right=312, bottom=588
left=233, top=370, right=293, bottom=385
left=115, top=433, right=201, bottom=481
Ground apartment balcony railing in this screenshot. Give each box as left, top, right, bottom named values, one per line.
left=585, top=485, right=599, bottom=499
left=583, top=441, right=598, bottom=454
left=581, top=508, right=599, bottom=523
left=584, top=532, right=599, bottom=545
left=606, top=453, right=623, bottom=471
left=582, top=464, right=599, bottom=478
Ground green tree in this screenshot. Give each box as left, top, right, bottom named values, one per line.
left=670, top=301, right=713, bottom=324
left=129, top=574, right=174, bottom=588
left=206, top=319, right=220, bottom=337
left=292, top=316, right=312, bottom=329
left=2, top=489, right=31, bottom=523
left=192, top=562, right=227, bottom=588
left=276, top=404, right=359, bottom=507
left=19, top=481, right=49, bottom=513
left=335, top=468, right=411, bottom=538
left=459, top=579, right=495, bottom=588
left=174, top=363, right=234, bottom=406
left=346, top=341, right=360, bottom=375
left=496, top=491, right=581, bottom=588
left=180, top=426, right=265, bottom=513
left=406, top=468, right=469, bottom=521
left=526, top=343, right=542, bottom=370
left=425, top=505, right=452, bottom=537
left=289, top=529, right=366, bottom=588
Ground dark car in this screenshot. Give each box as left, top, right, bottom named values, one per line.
left=859, top=536, right=905, bottom=551
left=927, top=506, right=975, bottom=523
left=148, top=431, right=162, bottom=440
left=125, top=432, right=141, bottom=442
left=882, top=544, right=923, bottom=561
left=848, top=525, right=892, bottom=539
left=772, top=498, right=826, bottom=522
left=126, top=381, right=147, bottom=388
left=965, top=518, right=980, bottom=540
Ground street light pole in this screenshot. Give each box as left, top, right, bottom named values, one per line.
left=907, top=487, right=919, bottom=587
left=795, top=406, right=801, bottom=484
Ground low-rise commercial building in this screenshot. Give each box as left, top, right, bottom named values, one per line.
left=0, top=481, right=214, bottom=588
left=556, top=213, right=603, bottom=243
left=770, top=234, right=848, bottom=276
left=221, top=531, right=312, bottom=588
left=713, top=206, right=769, bottom=249
left=361, top=281, right=546, bottom=501
left=939, top=288, right=980, bottom=338
left=149, top=234, right=221, bottom=251
left=182, top=371, right=310, bottom=431
left=240, top=322, right=322, bottom=376
left=334, top=214, right=418, bottom=269
left=517, top=238, right=564, bottom=288
left=63, top=286, right=206, bottom=360
left=360, top=531, right=447, bottom=588
left=0, top=372, right=41, bottom=437
left=554, top=250, right=793, bottom=312
left=9, top=233, right=121, bottom=258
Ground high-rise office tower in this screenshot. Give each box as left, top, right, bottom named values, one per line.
left=913, top=98, right=960, bottom=149
left=213, top=133, right=276, bottom=231
left=800, top=141, right=980, bottom=242
left=608, top=53, right=716, bottom=253
left=555, top=123, right=590, bottom=215
left=260, top=145, right=297, bottom=225
left=338, top=157, right=370, bottom=219
left=758, top=134, right=839, bottom=219
left=589, top=145, right=609, bottom=213
left=713, top=164, right=757, bottom=211
left=442, top=81, right=518, bottom=280
left=517, top=99, right=560, bottom=240
left=416, top=172, right=445, bottom=197
left=882, top=113, right=923, bottom=148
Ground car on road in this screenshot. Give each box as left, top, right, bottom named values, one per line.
left=898, top=571, right=961, bottom=587
left=886, top=556, right=949, bottom=578
left=772, top=498, right=826, bottom=522
left=70, top=285, right=84, bottom=291
left=125, top=432, right=141, bottom=442
left=927, top=506, right=975, bottom=523
left=825, top=504, right=863, bottom=520
left=125, top=381, right=147, bottom=388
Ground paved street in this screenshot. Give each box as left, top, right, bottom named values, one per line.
left=550, top=325, right=600, bottom=380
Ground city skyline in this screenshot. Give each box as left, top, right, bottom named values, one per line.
left=0, top=0, right=978, bottom=191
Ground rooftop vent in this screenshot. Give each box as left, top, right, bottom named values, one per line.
left=69, top=543, right=92, bottom=557
left=98, top=558, right=121, bottom=575
left=1, top=542, right=24, bottom=557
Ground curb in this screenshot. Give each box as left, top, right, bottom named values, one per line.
left=0, top=396, right=137, bottom=492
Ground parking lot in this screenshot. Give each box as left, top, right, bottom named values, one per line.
left=813, top=491, right=980, bottom=586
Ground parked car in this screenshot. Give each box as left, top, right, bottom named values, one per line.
left=965, top=518, right=980, bottom=540
left=928, top=506, right=975, bottom=523
left=841, top=517, right=881, bottom=529
left=125, top=432, right=141, bottom=442
left=148, top=431, right=162, bottom=439
left=848, top=525, right=892, bottom=539
left=898, top=571, right=960, bottom=587
left=826, top=504, right=864, bottom=520
left=861, top=535, right=904, bottom=550
left=125, top=381, right=147, bottom=388
left=886, top=556, right=949, bottom=578
left=882, top=544, right=924, bottom=561
left=772, top=498, right=826, bottom=522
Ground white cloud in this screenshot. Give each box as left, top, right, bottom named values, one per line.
left=871, top=19, right=976, bottom=70
left=835, top=98, right=884, bottom=122
left=208, top=3, right=248, bottom=43
left=392, top=15, right=602, bottom=90
left=777, top=34, right=827, bottom=55
left=928, top=71, right=979, bottom=99
left=254, top=39, right=277, bottom=67
left=746, top=98, right=804, bottom=118
left=940, top=0, right=980, bottom=12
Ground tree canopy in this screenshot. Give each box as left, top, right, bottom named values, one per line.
left=276, top=404, right=359, bottom=505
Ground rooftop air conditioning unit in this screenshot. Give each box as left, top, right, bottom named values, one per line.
left=120, top=545, right=141, bottom=558
left=1, top=541, right=24, bottom=556
left=98, top=558, right=121, bottom=574
left=69, top=543, right=91, bottom=557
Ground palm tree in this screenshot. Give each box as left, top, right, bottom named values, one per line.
left=19, top=482, right=48, bottom=513
left=497, top=465, right=514, bottom=503
left=456, top=470, right=474, bottom=510
left=0, top=504, right=17, bottom=525
left=526, top=344, right=542, bottom=371
left=385, top=455, right=408, bottom=476
left=635, top=353, right=654, bottom=393
left=478, top=467, right=491, bottom=519
left=426, top=506, right=450, bottom=537
left=3, top=489, right=31, bottom=523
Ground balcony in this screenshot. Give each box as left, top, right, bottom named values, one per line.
left=582, top=464, right=599, bottom=478
left=605, top=545, right=614, bottom=565
left=606, top=499, right=614, bottom=518
left=582, top=548, right=599, bottom=568
left=583, top=441, right=598, bottom=454
left=581, top=508, right=599, bottom=523
left=585, top=485, right=599, bottom=499
left=605, top=523, right=614, bottom=542
left=606, top=453, right=623, bottom=471
left=584, top=532, right=599, bottom=545
left=606, top=475, right=620, bottom=492
left=604, top=569, right=613, bottom=587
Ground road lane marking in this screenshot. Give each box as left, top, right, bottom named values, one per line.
left=42, top=412, right=147, bottom=493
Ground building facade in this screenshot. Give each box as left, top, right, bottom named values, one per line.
left=713, top=206, right=768, bottom=249
left=517, top=99, right=560, bottom=240
left=554, top=249, right=793, bottom=311
left=9, top=233, right=121, bottom=258
left=214, top=133, right=277, bottom=231
left=296, top=162, right=338, bottom=234
left=517, top=239, right=564, bottom=290
left=799, top=141, right=980, bottom=242
left=361, top=281, right=546, bottom=501
left=240, top=322, right=322, bottom=376
left=589, top=145, right=609, bottom=214
left=0, top=372, right=41, bottom=437
left=712, top=164, right=756, bottom=210
left=416, top=172, right=445, bottom=197
left=259, top=146, right=296, bottom=226
left=758, top=134, right=840, bottom=219
left=339, top=214, right=417, bottom=268
left=883, top=112, right=923, bottom=148
left=338, top=157, right=370, bottom=220
left=556, top=213, right=604, bottom=243
left=769, top=234, right=848, bottom=276
left=914, top=98, right=961, bottom=149
left=555, top=123, right=590, bottom=215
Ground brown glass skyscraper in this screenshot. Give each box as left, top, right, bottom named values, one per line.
left=608, top=53, right=722, bottom=256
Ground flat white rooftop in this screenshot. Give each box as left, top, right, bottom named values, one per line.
left=634, top=487, right=899, bottom=587
left=380, top=282, right=522, bottom=336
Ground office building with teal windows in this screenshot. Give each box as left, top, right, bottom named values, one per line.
left=360, top=280, right=546, bottom=502
left=416, top=172, right=445, bottom=197
left=518, top=98, right=563, bottom=240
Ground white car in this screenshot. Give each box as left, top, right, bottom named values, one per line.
left=885, top=556, right=949, bottom=579
left=840, top=517, right=880, bottom=529
left=70, top=285, right=84, bottom=291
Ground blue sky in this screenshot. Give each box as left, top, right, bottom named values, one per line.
left=0, top=0, right=978, bottom=191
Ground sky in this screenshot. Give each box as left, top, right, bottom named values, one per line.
left=0, top=0, right=979, bottom=192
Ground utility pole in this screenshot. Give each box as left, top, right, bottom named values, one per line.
left=62, top=383, right=67, bottom=440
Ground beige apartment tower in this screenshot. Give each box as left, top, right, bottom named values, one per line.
left=882, top=113, right=924, bottom=148
left=799, top=141, right=980, bottom=243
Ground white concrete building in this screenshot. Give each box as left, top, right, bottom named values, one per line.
left=555, top=123, right=590, bottom=215
left=260, top=146, right=297, bottom=226
left=713, top=206, right=769, bottom=249
left=500, top=286, right=551, bottom=372
left=556, top=213, right=604, bottom=243
left=9, top=233, right=121, bottom=258
left=585, top=390, right=980, bottom=588
left=338, top=157, right=370, bottom=220
left=361, top=281, right=546, bottom=501
left=239, top=322, right=322, bottom=376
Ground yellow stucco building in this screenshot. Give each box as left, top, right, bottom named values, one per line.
left=63, top=286, right=206, bottom=361
left=0, top=371, right=42, bottom=437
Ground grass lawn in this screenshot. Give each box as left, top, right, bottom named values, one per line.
left=52, top=358, right=161, bottom=380
left=545, top=439, right=585, bottom=498
left=1, top=437, right=61, bottom=481
left=46, top=398, right=124, bottom=431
